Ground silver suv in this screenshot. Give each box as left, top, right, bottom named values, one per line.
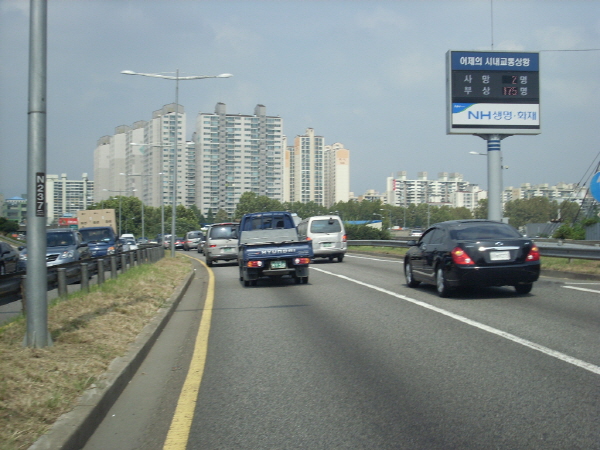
left=203, top=223, right=239, bottom=266
left=18, top=228, right=91, bottom=271
left=184, top=230, right=204, bottom=252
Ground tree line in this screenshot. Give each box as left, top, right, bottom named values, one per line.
left=1, top=193, right=595, bottom=240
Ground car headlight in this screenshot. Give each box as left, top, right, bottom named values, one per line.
left=19, top=254, right=27, bottom=261
left=58, top=250, right=75, bottom=260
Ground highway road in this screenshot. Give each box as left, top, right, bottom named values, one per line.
left=84, top=252, right=600, bottom=449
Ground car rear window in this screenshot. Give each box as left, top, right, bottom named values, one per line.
left=310, top=219, right=342, bottom=233
left=80, top=229, right=112, bottom=242
left=242, top=213, right=294, bottom=231
left=209, top=226, right=238, bottom=239
left=187, top=231, right=203, bottom=239
left=450, top=223, right=521, bottom=240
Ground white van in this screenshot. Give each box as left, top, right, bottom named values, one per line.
left=297, top=215, right=346, bottom=262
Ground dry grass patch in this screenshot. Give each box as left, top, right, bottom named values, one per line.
left=540, top=256, right=600, bottom=275
left=0, top=255, right=191, bottom=450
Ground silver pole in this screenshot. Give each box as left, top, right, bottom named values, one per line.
left=486, top=135, right=503, bottom=222
left=170, top=70, right=179, bottom=257
left=141, top=199, right=145, bottom=241
left=160, top=172, right=165, bottom=243
left=25, top=0, right=51, bottom=347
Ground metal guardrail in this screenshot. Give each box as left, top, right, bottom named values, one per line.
left=347, top=240, right=600, bottom=261
left=0, top=245, right=165, bottom=305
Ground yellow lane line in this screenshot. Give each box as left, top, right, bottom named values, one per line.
left=163, top=256, right=214, bottom=450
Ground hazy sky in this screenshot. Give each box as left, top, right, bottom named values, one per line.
left=1, top=0, right=599, bottom=200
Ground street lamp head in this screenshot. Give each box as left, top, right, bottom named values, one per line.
left=217, top=73, right=233, bottom=78
left=121, top=70, right=136, bottom=75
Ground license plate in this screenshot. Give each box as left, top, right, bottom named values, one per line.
left=321, top=242, right=333, bottom=248
left=490, top=251, right=510, bottom=261
left=271, top=260, right=286, bottom=269
left=222, top=247, right=234, bottom=253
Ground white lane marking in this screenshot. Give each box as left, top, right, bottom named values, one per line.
left=563, top=286, right=600, bottom=294
left=346, top=254, right=404, bottom=263
left=312, top=267, right=600, bottom=376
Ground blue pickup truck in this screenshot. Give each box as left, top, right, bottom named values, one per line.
left=238, top=211, right=313, bottom=286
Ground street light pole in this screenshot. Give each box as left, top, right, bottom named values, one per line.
left=130, top=143, right=167, bottom=244
left=103, top=189, right=132, bottom=236
left=172, top=70, right=179, bottom=257
left=121, top=69, right=232, bottom=257
left=121, top=173, right=146, bottom=240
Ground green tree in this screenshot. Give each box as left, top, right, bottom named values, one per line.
left=214, top=209, right=230, bottom=222
left=234, top=192, right=283, bottom=219
left=504, top=197, right=557, bottom=228
left=283, top=201, right=327, bottom=220
left=0, top=217, right=19, bottom=234
left=473, top=199, right=488, bottom=219
left=189, top=204, right=206, bottom=226
left=556, top=200, right=580, bottom=225
left=448, top=206, right=473, bottom=220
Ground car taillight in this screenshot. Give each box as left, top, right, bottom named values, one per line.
left=247, top=260, right=264, bottom=268
left=306, top=237, right=312, bottom=241
left=293, top=257, right=311, bottom=265
left=342, top=234, right=347, bottom=242
left=526, top=245, right=540, bottom=261
left=451, top=247, right=474, bottom=265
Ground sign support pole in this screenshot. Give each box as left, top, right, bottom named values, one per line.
left=478, top=134, right=509, bottom=222
left=25, top=0, right=52, bottom=347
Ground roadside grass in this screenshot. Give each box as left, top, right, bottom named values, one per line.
left=349, top=246, right=600, bottom=275
left=540, top=256, right=600, bottom=275
left=349, top=245, right=408, bottom=258
left=0, top=255, right=191, bottom=450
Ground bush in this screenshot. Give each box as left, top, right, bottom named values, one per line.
left=0, top=217, right=19, bottom=234
left=346, top=224, right=391, bottom=240
left=553, top=224, right=585, bottom=240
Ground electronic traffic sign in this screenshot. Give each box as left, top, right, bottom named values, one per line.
left=446, top=50, right=540, bottom=135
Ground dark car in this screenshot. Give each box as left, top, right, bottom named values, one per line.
left=79, top=226, right=120, bottom=257
left=174, top=237, right=185, bottom=249
left=0, top=242, right=19, bottom=274
left=18, top=228, right=91, bottom=271
left=404, top=220, right=540, bottom=297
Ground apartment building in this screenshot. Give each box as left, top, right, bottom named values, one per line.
left=284, top=129, right=350, bottom=207
left=94, top=104, right=188, bottom=209
left=286, top=128, right=324, bottom=205
left=324, top=143, right=350, bottom=207
left=2, top=195, right=27, bottom=225
left=504, top=182, right=587, bottom=204
left=386, top=171, right=483, bottom=210
left=46, top=173, right=94, bottom=225
left=195, top=103, right=284, bottom=216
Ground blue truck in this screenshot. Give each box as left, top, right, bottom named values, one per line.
left=238, top=211, right=313, bottom=286
left=79, top=226, right=121, bottom=258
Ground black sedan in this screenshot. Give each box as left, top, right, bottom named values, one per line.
left=404, top=220, right=540, bottom=297
left=0, top=242, right=19, bottom=274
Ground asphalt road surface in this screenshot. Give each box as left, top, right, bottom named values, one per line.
left=84, top=252, right=600, bottom=449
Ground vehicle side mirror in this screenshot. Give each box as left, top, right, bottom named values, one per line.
left=78, top=242, right=88, bottom=248
left=406, top=240, right=418, bottom=246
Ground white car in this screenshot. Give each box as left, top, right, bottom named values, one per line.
left=122, top=238, right=138, bottom=252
